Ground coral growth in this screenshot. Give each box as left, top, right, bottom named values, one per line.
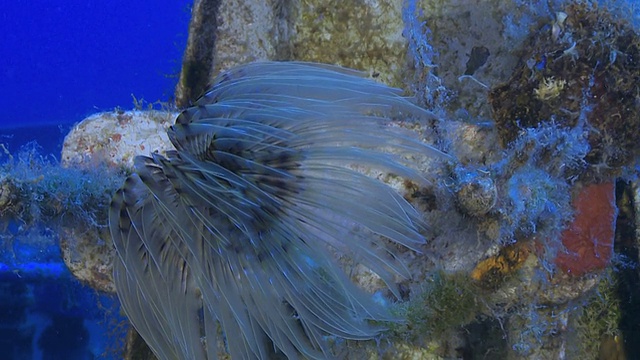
left=392, top=271, right=483, bottom=349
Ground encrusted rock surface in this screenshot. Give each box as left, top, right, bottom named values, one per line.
left=61, top=110, right=175, bottom=169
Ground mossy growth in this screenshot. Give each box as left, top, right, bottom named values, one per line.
left=569, top=271, right=623, bottom=359
left=390, top=271, right=484, bottom=346
left=0, top=143, right=126, bottom=236
left=292, top=0, right=407, bottom=86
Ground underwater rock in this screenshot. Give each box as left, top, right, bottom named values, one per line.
left=61, top=110, right=176, bottom=169
left=413, top=0, right=559, bottom=116
left=444, top=121, right=502, bottom=165
left=59, top=226, right=116, bottom=293
left=506, top=305, right=570, bottom=359
left=174, top=0, right=219, bottom=107
left=470, top=242, right=531, bottom=288
left=176, top=0, right=286, bottom=107
left=176, top=0, right=424, bottom=107
left=59, top=110, right=175, bottom=292
left=0, top=176, right=13, bottom=210
left=292, top=0, right=408, bottom=86
left=489, top=3, right=640, bottom=180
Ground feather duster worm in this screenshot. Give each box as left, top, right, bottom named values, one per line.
left=109, top=62, right=448, bottom=359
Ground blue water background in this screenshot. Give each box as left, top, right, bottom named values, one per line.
left=0, top=2, right=191, bottom=358
left=1, top=0, right=191, bottom=153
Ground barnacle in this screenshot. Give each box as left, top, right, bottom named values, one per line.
left=454, top=169, right=497, bottom=217
left=109, top=61, right=448, bottom=359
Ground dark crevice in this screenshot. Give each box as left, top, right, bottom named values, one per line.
left=175, top=0, right=221, bottom=108
left=614, top=180, right=640, bottom=356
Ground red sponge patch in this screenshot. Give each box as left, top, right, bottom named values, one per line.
left=555, top=182, right=616, bottom=277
